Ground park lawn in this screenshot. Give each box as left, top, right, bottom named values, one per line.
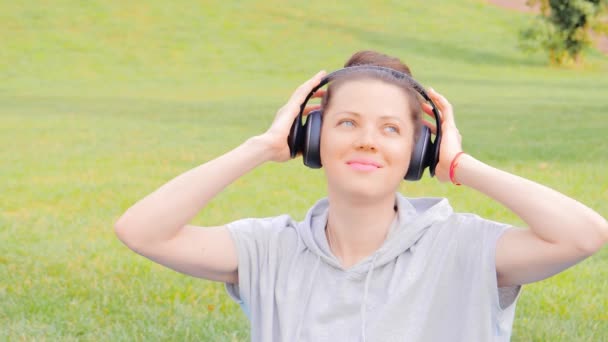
left=1, top=0, right=607, bottom=340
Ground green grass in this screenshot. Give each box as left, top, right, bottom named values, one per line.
left=1, top=0, right=607, bottom=340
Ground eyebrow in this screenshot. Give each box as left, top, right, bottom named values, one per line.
left=331, top=110, right=406, bottom=124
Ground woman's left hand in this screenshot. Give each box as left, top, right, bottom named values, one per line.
left=421, top=88, right=463, bottom=183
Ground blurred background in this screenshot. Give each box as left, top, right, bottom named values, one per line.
left=1, top=0, right=606, bottom=340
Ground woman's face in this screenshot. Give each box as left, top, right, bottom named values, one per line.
left=320, top=78, right=416, bottom=200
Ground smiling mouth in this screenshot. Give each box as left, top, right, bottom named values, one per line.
left=346, top=161, right=381, bottom=171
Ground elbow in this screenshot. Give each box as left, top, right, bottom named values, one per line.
left=576, top=219, right=608, bottom=256
left=114, top=214, right=129, bottom=240
left=114, top=219, right=130, bottom=245
left=594, top=219, right=608, bottom=251
left=114, top=215, right=171, bottom=255
left=114, top=216, right=140, bottom=251
left=114, top=219, right=128, bottom=242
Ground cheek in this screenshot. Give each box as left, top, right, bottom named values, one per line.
left=319, top=130, right=334, bottom=167
left=386, top=138, right=413, bottom=168
left=320, top=127, right=345, bottom=158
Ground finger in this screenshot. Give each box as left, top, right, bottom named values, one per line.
left=428, top=88, right=447, bottom=108
left=289, top=70, right=327, bottom=106
left=312, top=89, right=326, bottom=98
left=421, top=103, right=435, bottom=118
left=303, top=105, right=322, bottom=115
left=428, top=88, right=454, bottom=123
left=422, top=120, right=437, bottom=135
left=307, top=90, right=324, bottom=105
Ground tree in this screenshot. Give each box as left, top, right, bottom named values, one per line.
left=519, top=0, right=608, bottom=65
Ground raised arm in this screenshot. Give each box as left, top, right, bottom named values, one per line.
left=114, top=70, right=326, bottom=283
left=422, top=89, right=608, bottom=288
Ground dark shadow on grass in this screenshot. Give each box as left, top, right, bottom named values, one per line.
left=268, top=10, right=542, bottom=68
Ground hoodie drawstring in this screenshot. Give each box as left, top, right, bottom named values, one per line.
left=295, top=255, right=321, bottom=342
left=361, top=253, right=378, bottom=342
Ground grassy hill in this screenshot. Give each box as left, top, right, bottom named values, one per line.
left=1, top=1, right=606, bottom=340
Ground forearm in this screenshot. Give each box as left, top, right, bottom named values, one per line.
left=115, top=136, right=273, bottom=244
left=455, top=154, right=608, bottom=252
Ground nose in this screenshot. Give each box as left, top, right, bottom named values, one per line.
left=354, top=126, right=377, bottom=151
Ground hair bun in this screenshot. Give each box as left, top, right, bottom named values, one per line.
left=345, top=50, right=412, bottom=76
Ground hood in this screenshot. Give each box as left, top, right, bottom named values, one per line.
left=293, top=192, right=454, bottom=342
left=297, top=192, right=453, bottom=273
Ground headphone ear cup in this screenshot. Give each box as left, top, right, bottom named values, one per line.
left=302, top=110, right=323, bottom=168
left=288, top=115, right=304, bottom=158
left=404, top=126, right=432, bottom=181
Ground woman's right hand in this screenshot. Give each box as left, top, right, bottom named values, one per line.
left=256, top=70, right=327, bottom=163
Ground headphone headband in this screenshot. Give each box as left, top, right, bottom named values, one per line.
left=294, top=65, right=442, bottom=176
left=297, top=65, right=442, bottom=143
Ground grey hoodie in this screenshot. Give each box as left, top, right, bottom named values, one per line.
left=225, top=193, right=520, bottom=341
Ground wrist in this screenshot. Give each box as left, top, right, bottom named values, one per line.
left=451, top=153, right=483, bottom=187
left=245, top=135, right=279, bottom=163
left=449, top=152, right=466, bottom=185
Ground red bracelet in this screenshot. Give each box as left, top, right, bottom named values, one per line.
left=449, top=152, right=466, bottom=186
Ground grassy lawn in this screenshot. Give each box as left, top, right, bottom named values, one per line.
left=1, top=1, right=607, bottom=340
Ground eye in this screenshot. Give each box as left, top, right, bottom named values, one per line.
left=337, top=119, right=356, bottom=128
left=383, top=125, right=400, bottom=134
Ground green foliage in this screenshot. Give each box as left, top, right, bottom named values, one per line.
left=519, top=0, right=608, bottom=65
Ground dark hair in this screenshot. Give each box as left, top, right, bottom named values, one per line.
left=322, top=50, right=423, bottom=142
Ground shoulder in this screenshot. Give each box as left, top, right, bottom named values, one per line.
left=226, top=214, right=295, bottom=231
left=444, top=212, right=511, bottom=232
left=422, top=212, right=512, bottom=253
left=225, top=214, right=301, bottom=247
left=399, top=193, right=512, bottom=244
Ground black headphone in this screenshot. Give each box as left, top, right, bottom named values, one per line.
left=287, top=65, right=442, bottom=181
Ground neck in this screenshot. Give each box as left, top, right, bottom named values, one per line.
left=326, top=191, right=397, bottom=268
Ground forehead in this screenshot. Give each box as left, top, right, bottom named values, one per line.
left=325, top=78, right=413, bottom=117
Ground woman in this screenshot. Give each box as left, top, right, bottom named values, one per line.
left=114, top=51, right=607, bottom=341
